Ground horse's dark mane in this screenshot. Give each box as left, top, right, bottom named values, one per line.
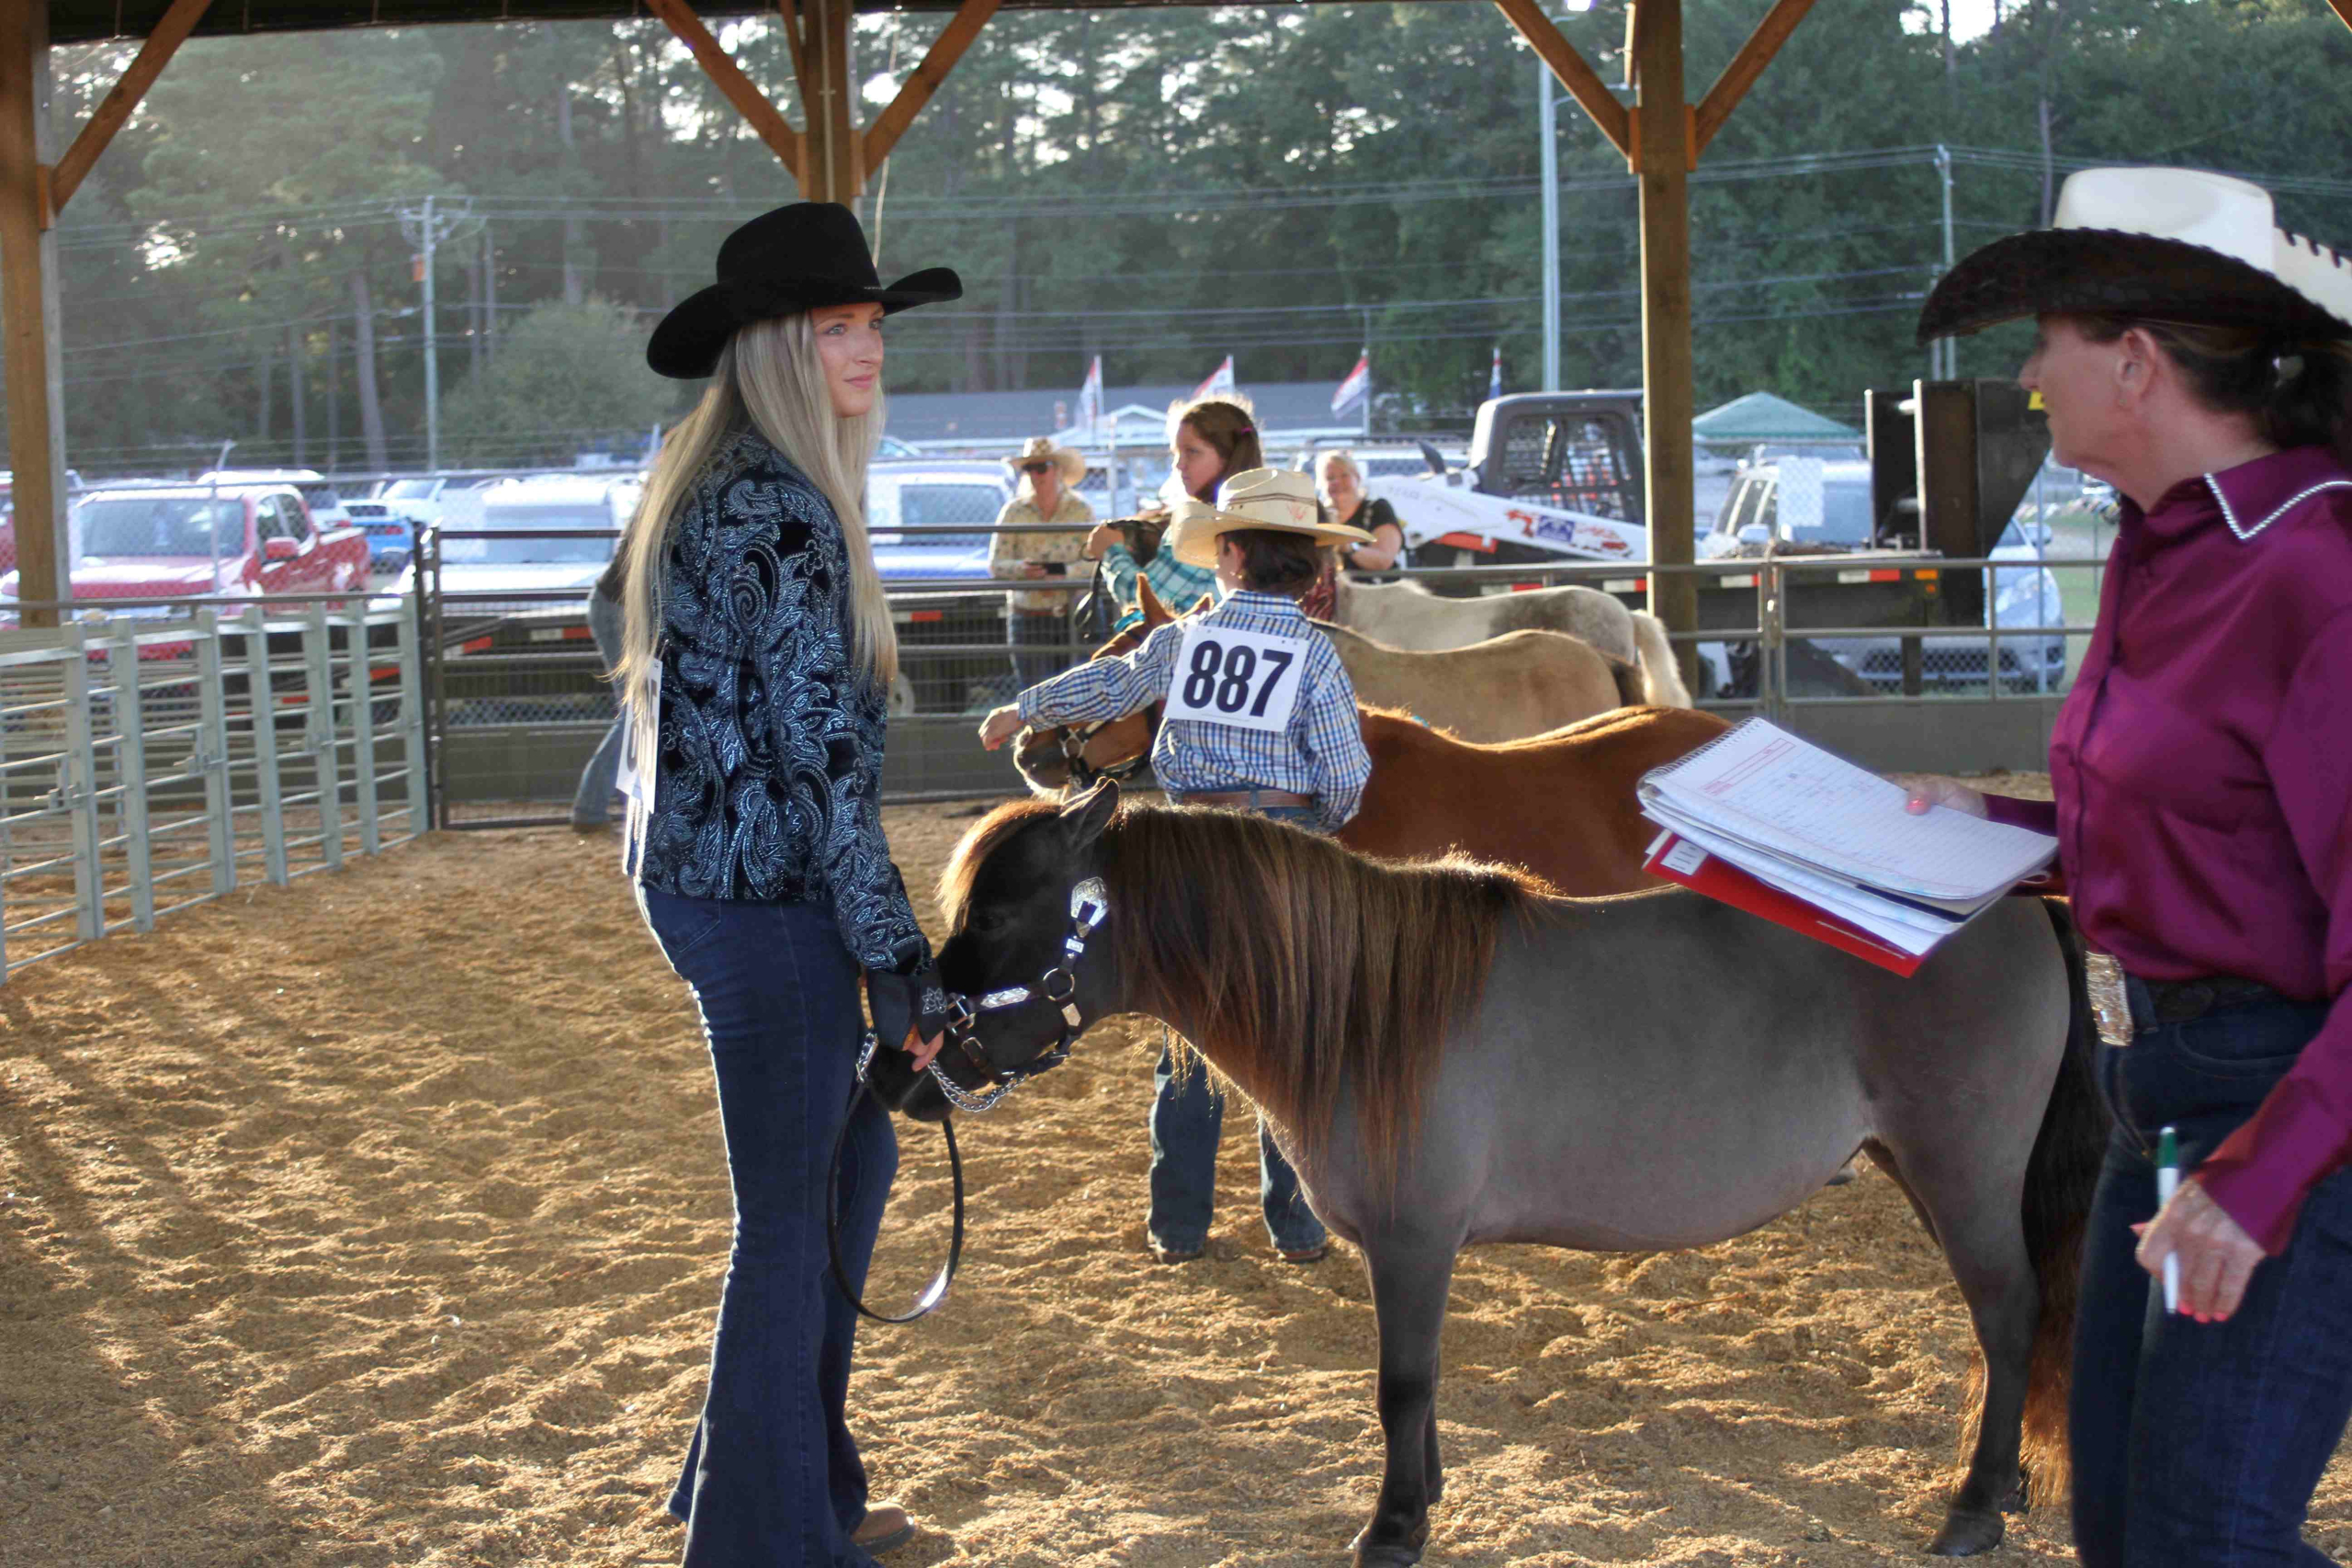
left=944, top=799, right=1546, bottom=1183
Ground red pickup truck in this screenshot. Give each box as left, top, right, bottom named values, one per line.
left=0, top=483, right=368, bottom=620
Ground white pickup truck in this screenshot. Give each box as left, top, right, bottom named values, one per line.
left=1355, top=383, right=2057, bottom=699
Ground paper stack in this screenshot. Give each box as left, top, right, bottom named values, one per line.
left=1636, top=718, right=2059, bottom=976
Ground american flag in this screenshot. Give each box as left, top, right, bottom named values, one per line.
left=1331, top=354, right=1371, bottom=414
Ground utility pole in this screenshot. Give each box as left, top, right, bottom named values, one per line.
left=1539, top=51, right=1561, bottom=391
left=399, top=194, right=482, bottom=473
left=1934, top=144, right=1956, bottom=380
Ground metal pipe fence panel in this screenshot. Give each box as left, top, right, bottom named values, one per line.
left=0, top=594, right=424, bottom=983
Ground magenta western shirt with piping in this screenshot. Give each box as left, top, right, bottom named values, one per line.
left=1982, top=445, right=2352, bottom=1254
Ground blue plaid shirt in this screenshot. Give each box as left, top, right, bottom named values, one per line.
left=1017, top=589, right=1371, bottom=829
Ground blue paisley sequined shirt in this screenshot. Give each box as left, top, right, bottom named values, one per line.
left=633, top=430, right=931, bottom=979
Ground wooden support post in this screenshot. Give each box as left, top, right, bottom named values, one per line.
left=0, top=0, right=65, bottom=628
left=865, top=0, right=1001, bottom=171
left=1490, top=0, right=1630, bottom=162
left=644, top=0, right=803, bottom=176
left=1693, top=0, right=1818, bottom=156
left=797, top=0, right=863, bottom=203
left=47, top=0, right=214, bottom=218
left=1631, top=0, right=1698, bottom=688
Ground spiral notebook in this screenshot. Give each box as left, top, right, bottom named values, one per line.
left=1636, top=718, right=2057, bottom=974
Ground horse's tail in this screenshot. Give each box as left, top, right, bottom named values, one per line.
left=2018, top=895, right=2111, bottom=1507
left=1629, top=612, right=1693, bottom=708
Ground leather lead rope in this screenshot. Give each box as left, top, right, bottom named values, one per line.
left=825, top=1038, right=967, bottom=1326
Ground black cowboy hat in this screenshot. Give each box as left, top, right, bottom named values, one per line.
left=647, top=202, right=962, bottom=380
left=1918, top=167, right=2352, bottom=346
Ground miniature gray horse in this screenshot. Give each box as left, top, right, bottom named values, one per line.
left=891, top=781, right=2103, bottom=1564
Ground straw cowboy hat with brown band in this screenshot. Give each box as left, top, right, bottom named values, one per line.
left=647, top=201, right=962, bottom=380
left=1918, top=166, right=2352, bottom=347
left=1165, top=468, right=1376, bottom=568
left=1004, top=436, right=1089, bottom=487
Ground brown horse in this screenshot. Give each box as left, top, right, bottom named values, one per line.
left=1014, top=634, right=1730, bottom=891
left=1343, top=705, right=1728, bottom=890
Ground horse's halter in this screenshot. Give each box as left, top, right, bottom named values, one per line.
left=1057, top=717, right=1155, bottom=791
left=879, top=875, right=1111, bottom=1115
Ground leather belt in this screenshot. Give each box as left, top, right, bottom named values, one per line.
left=1181, top=789, right=1314, bottom=808
left=2125, top=974, right=2289, bottom=1031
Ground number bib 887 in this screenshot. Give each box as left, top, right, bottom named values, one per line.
left=1166, top=622, right=1310, bottom=734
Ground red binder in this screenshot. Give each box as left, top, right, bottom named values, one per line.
left=1643, top=831, right=1928, bottom=977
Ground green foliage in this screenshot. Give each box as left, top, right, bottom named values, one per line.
left=23, top=0, right=2352, bottom=469
left=440, top=298, right=679, bottom=467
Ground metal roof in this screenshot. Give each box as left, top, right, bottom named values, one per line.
left=48, top=0, right=1262, bottom=46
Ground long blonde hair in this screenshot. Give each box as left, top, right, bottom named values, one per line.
left=617, top=313, right=897, bottom=764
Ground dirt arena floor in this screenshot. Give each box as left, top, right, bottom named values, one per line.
left=4, top=779, right=2348, bottom=1567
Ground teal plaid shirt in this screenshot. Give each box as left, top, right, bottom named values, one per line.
left=1016, top=589, right=1371, bottom=830
left=1102, top=537, right=1220, bottom=631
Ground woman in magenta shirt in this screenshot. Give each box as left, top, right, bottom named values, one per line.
left=1913, top=168, right=2352, bottom=1567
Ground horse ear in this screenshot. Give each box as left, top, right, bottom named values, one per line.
left=1137, top=577, right=1171, bottom=628
left=1058, top=778, right=1120, bottom=846
left=1189, top=593, right=1215, bottom=618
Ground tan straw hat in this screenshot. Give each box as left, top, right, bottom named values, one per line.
left=1918, top=167, right=2352, bottom=344
left=1003, top=435, right=1088, bottom=486
left=1166, top=468, right=1377, bottom=568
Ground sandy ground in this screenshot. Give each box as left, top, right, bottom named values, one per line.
left=3, top=779, right=2346, bottom=1568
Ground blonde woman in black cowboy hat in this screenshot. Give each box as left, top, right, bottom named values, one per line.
left=620, top=201, right=958, bottom=1567
left=1907, top=168, right=2352, bottom=1568
left=989, top=436, right=1094, bottom=689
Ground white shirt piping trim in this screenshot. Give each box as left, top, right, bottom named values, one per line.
left=2203, top=475, right=2352, bottom=542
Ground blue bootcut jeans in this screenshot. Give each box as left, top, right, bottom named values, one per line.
left=1148, top=796, right=1329, bottom=1257
left=2071, top=976, right=2352, bottom=1568
left=638, top=885, right=897, bottom=1568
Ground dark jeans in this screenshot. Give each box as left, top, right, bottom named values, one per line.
left=638, top=886, right=897, bottom=1568
left=1008, top=609, right=1068, bottom=693
left=2071, top=978, right=2352, bottom=1568
left=1148, top=798, right=1327, bottom=1256
left=572, top=586, right=627, bottom=825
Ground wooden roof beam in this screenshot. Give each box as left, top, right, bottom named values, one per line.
left=43, top=0, right=213, bottom=225
left=1693, top=0, right=1818, bottom=157
left=644, top=0, right=803, bottom=177
left=2329, top=0, right=2352, bottom=32
left=865, top=0, right=1000, bottom=171
left=1490, top=0, right=1629, bottom=164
